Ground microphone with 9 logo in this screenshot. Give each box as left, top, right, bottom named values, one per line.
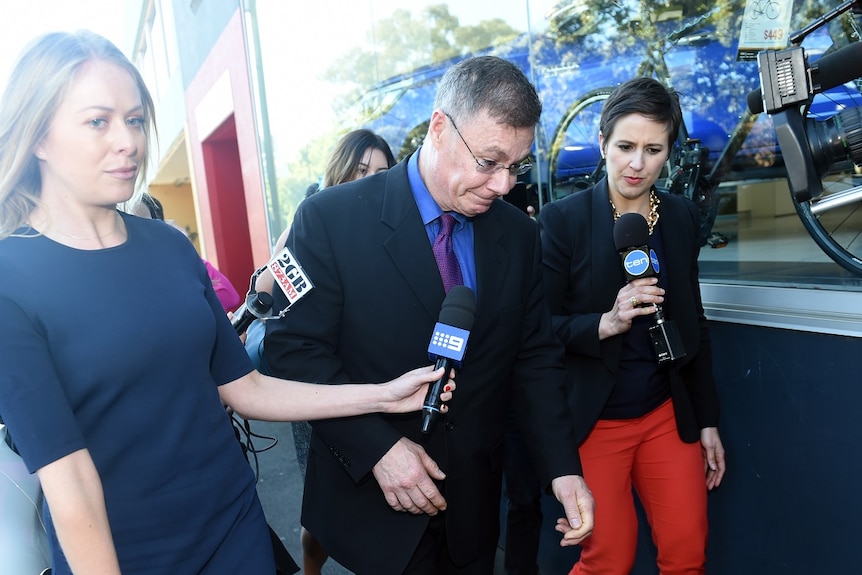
left=421, top=285, right=475, bottom=434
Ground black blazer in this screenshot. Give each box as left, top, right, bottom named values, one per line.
left=538, top=178, right=720, bottom=446
left=264, top=158, right=580, bottom=574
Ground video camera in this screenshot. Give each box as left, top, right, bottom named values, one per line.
left=750, top=0, right=862, bottom=203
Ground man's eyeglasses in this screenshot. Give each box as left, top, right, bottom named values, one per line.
left=444, top=113, right=533, bottom=176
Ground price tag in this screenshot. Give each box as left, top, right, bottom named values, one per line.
left=737, top=0, right=793, bottom=61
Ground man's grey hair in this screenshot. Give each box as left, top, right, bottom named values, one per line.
left=433, top=56, right=542, bottom=128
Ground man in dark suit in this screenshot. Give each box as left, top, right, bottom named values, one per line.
left=264, top=56, right=594, bottom=575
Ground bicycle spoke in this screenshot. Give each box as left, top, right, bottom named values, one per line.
left=549, top=88, right=612, bottom=199
left=794, top=175, right=862, bottom=274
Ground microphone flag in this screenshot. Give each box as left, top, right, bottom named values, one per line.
left=268, top=246, right=314, bottom=306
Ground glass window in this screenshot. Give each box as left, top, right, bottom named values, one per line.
left=248, top=0, right=862, bottom=290
left=135, top=0, right=177, bottom=100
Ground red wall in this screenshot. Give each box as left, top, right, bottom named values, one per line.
left=200, top=116, right=254, bottom=289
left=183, top=9, right=270, bottom=296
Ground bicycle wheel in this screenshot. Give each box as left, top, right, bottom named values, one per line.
left=766, top=2, right=780, bottom=21
left=548, top=87, right=614, bottom=200
left=792, top=172, right=862, bottom=275
left=749, top=0, right=766, bottom=20
left=791, top=76, right=862, bottom=274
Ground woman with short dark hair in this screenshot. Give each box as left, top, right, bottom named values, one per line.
left=539, top=76, right=726, bottom=575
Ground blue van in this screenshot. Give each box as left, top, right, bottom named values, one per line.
left=355, top=0, right=856, bottom=206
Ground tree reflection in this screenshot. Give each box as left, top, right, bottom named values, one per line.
left=272, top=0, right=859, bottom=220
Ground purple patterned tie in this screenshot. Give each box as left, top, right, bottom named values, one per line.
left=432, top=213, right=463, bottom=293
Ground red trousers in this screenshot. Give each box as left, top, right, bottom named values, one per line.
left=570, top=399, right=707, bottom=575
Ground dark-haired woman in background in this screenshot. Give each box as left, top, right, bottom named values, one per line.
left=538, top=77, right=726, bottom=575
left=321, top=128, right=396, bottom=188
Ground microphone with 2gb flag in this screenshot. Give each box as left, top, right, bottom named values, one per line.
left=421, top=285, right=475, bottom=434
left=231, top=290, right=274, bottom=335
left=231, top=246, right=314, bottom=335
left=613, top=213, right=686, bottom=364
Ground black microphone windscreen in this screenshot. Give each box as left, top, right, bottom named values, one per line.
left=747, top=42, right=862, bottom=114
left=811, top=42, right=862, bottom=93
left=438, top=285, right=476, bottom=330
left=746, top=87, right=764, bottom=115
left=613, top=212, right=650, bottom=251
left=248, top=291, right=274, bottom=315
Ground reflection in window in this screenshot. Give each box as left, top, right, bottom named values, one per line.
left=135, top=0, right=177, bottom=100
left=247, top=0, right=862, bottom=288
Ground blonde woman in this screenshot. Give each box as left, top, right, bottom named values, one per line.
left=0, top=31, right=453, bottom=575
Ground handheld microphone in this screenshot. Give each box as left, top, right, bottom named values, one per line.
left=612, top=212, right=686, bottom=363
left=613, top=212, right=659, bottom=284
left=231, top=291, right=274, bottom=335
left=747, top=42, right=862, bottom=114
left=421, top=285, right=475, bottom=434
left=231, top=246, right=315, bottom=335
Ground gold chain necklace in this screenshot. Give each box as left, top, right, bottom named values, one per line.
left=53, top=214, right=122, bottom=241
left=610, top=189, right=660, bottom=235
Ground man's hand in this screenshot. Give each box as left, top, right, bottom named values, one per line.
left=372, top=437, right=447, bottom=515
left=551, top=475, right=595, bottom=546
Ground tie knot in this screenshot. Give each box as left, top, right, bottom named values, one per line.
left=439, top=213, right=456, bottom=235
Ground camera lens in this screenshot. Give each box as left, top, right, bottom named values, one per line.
left=807, top=106, right=862, bottom=177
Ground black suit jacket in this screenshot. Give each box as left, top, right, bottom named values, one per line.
left=538, top=179, right=720, bottom=446
left=264, top=158, right=580, bottom=574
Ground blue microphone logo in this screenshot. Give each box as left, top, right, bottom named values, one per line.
left=650, top=249, right=660, bottom=274
left=623, top=249, right=651, bottom=277
left=427, top=322, right=469, bottom=363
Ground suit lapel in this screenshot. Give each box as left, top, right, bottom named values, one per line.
left=656, top=194, right=686, bottom=294
left=655, top=193, right=700, bottom=356
left=473, top=202, right=508, bottom=321
left=590, top=180, right=625, bottom=307
left=380, top=162, right=445, bottom=320
left=377, top=162, right=513, bottom=324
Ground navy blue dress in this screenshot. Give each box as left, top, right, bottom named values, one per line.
left=0, top=213, right=275, bottom=574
